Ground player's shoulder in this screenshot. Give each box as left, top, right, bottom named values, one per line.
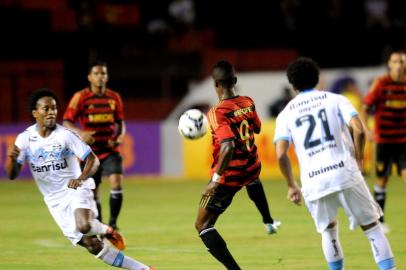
left=240, top=95, right=255, bottom=103
left=105, top=88, right=122, bottom=99
left=17, top=124, right=36, bottom=139
left=370, top=74, right=390, bottom=89
left=376, top=74, right=390, bottom=83
left=73, top=88, right=91, bottom=98
left=67, top=88, right=90, bottom=107
left=55, top=124, right=82, bottom=140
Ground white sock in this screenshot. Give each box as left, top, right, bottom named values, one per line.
left=322, top=223, right=344, bottom=270
left=364, top=224, right=396, bottom=270
left=96, top=245, right=151, bottom=270
left=86, top=219, right=110, bottom=236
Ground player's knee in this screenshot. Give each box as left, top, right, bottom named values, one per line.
left=195, top=220, right=205, bottom=232
left=88, top=241, right=103, bottom=255
left=327, top=220, right=337, bottom=229
left=111, top=186, right=123, bottom=192
left=77, top=222, right=92, bottom=234
left=85, top=238, right=103, bottom=255
left=376, top=177, right=388, bottom=187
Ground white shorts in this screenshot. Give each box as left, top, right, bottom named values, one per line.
left=47, top=188, right=98, bottom=245
left=305, top=181, right=382, bottom=233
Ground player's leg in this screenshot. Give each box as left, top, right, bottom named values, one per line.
left=396, top=143, right=406, bottom=184
left=104, top=153, right=124, bottom=229
left=306, top=193, right=343, bottom=270
left=195, top=184, right=241, bottom=270
left=73, top=188, right=126, bottom=250
left=245, top=178, right=280, bottom=234
left=108, top=173, right=123, bottom=228
left=93, top=166, right=103, bottom=222
left=78, top=236, right=153, bottom=270
left=361, top=222, right=396, bottom=270
left=374, top=143, right=392, bottom=223
left=341, top=181, right=396, bottom=270
left=322, top=220, right=344, bottom=270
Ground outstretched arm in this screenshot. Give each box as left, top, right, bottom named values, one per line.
left=6, top=144, right=22, bottom=180
left=275, top=140, right=301, bottom=205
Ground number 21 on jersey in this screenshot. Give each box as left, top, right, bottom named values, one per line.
left=295, top=108, right=334, bottom=149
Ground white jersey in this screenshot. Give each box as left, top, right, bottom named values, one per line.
left=274, top=89, right=363, bottom=201
left=15, top=124, right=95, bottom=206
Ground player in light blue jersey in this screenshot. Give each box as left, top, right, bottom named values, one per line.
left=274, top=58, right=396, bottom=270
left=6, top=89, right=155, bottom=270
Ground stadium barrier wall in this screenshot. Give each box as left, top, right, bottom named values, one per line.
left=0, top=119, right=374, bottom=180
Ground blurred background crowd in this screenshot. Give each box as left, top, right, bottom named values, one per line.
left=0, top=0, right=405, bottom=123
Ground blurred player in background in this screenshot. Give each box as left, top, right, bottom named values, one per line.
left=361, top=50, right=406, bottom=231
left=274, top=58, right=396, bottom=270
left=63, top=61, right=125, bottom=230
left=195, top=60, right=280, bottom=270
left=6, top=89, right=154, bottom=270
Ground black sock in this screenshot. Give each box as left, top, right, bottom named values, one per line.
left=96, top=200, right=102, bottom=222
left=109, top=190, right=123, bottom=228
left=374, top=186, right=386, bottom=223
left=246, top=180, right=274, bottom=224
left=199, top=228, right=241, bottom=270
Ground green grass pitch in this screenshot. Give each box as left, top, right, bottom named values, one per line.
left=0, top=177, right=405, bottom=269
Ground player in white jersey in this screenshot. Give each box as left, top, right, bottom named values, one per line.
left=6, top=89, right=155, bottom=270
left=274, top=58, right=396, bottom=270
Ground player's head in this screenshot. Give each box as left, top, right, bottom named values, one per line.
left=88, top=60, right=108, bottom=89
left=212, top=60, right=237, bottom=90
left=387, top=50, right=406, bottom=79
left=29, top=88, right=58, bottom=128
left=286, top=57, right=319, bottom=92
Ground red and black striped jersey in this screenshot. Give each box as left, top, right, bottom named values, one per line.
left=364, top=75, right=406, bottom=144
left=63, top=88, right=124, bottom=159
left=208, top=95, right=261, bottom=187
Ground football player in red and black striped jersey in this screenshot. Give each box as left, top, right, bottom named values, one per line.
left=361, top=50, right=406, bottom=230
left=63, top=61, right=125, bottom=230
left=195, top=60, right=279, bottom=270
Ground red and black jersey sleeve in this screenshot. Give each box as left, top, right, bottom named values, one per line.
left=363, top=77, right=382, bottom=106
left=63, top=90, right=85, bottom=123
left=113, top=91, right=125, bottom=121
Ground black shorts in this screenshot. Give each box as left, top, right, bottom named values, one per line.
left=199, top=184, right=242, bottom=215
left=93, top=152, right=123, bottom=186
left=376, top=143, right=406, bottom=177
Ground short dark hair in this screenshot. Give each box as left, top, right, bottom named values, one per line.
left=286, top=57, right=319, bottom=91
left=88, top=60, right=108, bottom=74
left=212, top=60, right=237, bottom=89
left=28, top=88, right=58, bottom=112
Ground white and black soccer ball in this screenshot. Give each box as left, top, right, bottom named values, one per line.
left=178, top=109, right=208, bottom=140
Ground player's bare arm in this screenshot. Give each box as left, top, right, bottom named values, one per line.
left=275, top=140, right=301, bottom=205
left=63, top=120, right=96, bottom=145
left=359, top=105, right=373, bottom=141
left=349, top=116, right=366, bottom=170
left=203, top=140, right=235, bottom=196
left=68, top=151, right=100, bottom=189
left=108, top=120, right=126, bottom=147
left=6, top=144, right=22, bottom=180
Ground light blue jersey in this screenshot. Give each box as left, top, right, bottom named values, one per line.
left=274, top=90, right=363, bottom=201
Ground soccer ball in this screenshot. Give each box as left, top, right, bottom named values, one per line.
left=178, top=109, right=208, bottom=140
